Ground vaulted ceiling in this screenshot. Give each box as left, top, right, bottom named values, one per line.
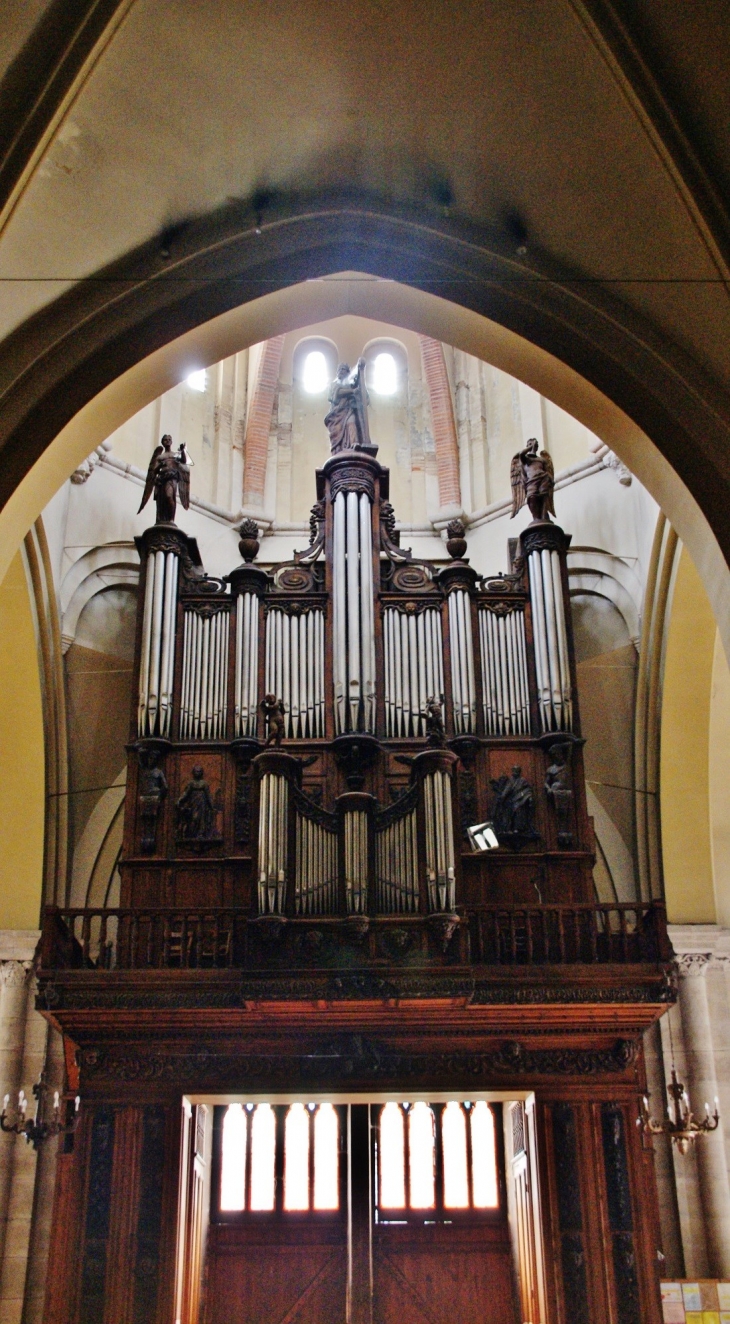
left=1, top=0, right=729, bottom=570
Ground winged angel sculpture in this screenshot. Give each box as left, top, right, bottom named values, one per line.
left=138, top=434, right=192, bottom=524
left=510, top=438, right=555, bottom=523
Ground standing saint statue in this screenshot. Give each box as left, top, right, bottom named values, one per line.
left=324, top=359, right=373, bottom=453
left=510, top=438, right=555, bottom=523
left=138, top=434, right=192, bottom=524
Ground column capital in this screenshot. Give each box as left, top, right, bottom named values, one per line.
left=676, top=952, right=712, bottom=978
left=0, top=960, right=31, bottom=988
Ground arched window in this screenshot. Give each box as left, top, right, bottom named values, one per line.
left=442, top=1101, right=469, bottom=1208
left=313, top=1103, right=339, bottom=1210
left=284, top=1103, right=310, bottom=1210
left=371, top=351, right=398, bottom=395
left=379, top=1102, right=406, bottom=1208
left=408, top=1103, right=436, bottom=1209
left=220, top=1104, right=247, bottom=1211
left=186, top=368, right=207, bottom=391
left=249, top=1104, right=276, bottom=1210
left=470, top=1101, right=498, bottom=1208
left=301, top=350, right=330, bottom=394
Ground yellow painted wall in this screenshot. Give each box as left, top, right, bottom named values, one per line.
left=0, top=552, right=44, bottom=928
left=661, top=547, right=717, bottom=923
left=709, top=629, right=730, bottom=927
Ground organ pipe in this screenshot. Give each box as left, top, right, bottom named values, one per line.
left=258, top=772, right=288, bottom=915
left=527, top=548, right=572, bottom=730
left=344, top=811, right=368, bottom=914
left=295, top=814, right=338, bottom=916
left=331, top=488, right=375, bottom=734
left=423, top=770, right=455, bottom=912
left=138, top=548, right=179, bottom=737
left=265, top=609, right=325, bottom=737
left=478, top=607, right=529, bottom=735
left=332, top=492, right=347, bottom=734
left=448, top=590, right=476, bottom=734
left=375, top=808, right=418, bottom=912
left=383, top=607, right=444, bottom=737
left=234, top=591, right=259, bottom=738
left=180, top=608, right=230, bottom=740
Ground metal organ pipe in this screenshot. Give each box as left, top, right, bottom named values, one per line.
left=375, top=808, right=418, bottom=912
left=234, top=592, right=260, bottom=738
left=448, top=590, right=476, bottom=734
left=332, top=492, right=347, bottom=734
left=359, top=493, right=376, bottom=733
left=527, top=548, right=572, bottom=731
left=344, top=811, right=368, bottom=914
left=138, top=549, right=180, bottom=737
left=265, top=609, right=325, bottom=737
left=179, top=608, right=230, bottom=740
left=423, top=770, right=456, bottom=912
left=346, top=492, right=361, bottom=731
left=257, top=772, right=289, bottom=916
left=478, top=607, right=530, bottom=735
left=383, top=607, right=444, bottom=737
left=295, top=812, right=338, bottom=915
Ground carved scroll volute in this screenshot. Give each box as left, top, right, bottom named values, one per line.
left=251, top=752, right=302, bottom=920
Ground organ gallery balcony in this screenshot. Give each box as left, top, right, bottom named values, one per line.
left=37, top=899, right=673, bottom=1023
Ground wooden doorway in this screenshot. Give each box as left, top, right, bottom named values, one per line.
left=186, top=1098, right=534, bottom=1324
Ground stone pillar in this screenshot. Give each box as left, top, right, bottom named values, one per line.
left=0, top=964, right=32, bottom=1276
left=676, top=952, right=730, bottom=1277
left=20, top=1026, right=64, bottom=1324
left=0, top=975, right=47, bottom=1324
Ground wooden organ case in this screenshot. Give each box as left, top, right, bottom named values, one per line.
left=38, top=444, right=674, bottom=1324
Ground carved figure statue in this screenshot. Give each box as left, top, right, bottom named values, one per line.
left=424, top=696, right=446, bottom=747
left=138, top=748, right=168, bottom=853
left=490, top=766, right=536, bottom=838
left=324, top=359, right=372, bottom=453
left=545, top=742, right=574, bottom=847
left=510, top=438, right=555, bottom=523
left=138, top=434, right=192, bottom=524
left=261, top=694, right=286, bottom=747
left=176, top=765, right=218, bottom=840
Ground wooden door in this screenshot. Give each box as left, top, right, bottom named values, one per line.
left=371, top=1102, right=518, bottom=1324
left=202, top=1100, right=519, bottom=1324
left=203, top=1103, right=347, bottom=1324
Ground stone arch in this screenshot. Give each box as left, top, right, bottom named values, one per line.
left=0, top=203, right=729, bottom=651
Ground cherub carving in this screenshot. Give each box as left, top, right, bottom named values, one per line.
left=424, top=696, right=446, bottom=747
left=261, top=694, right=286, bottom=747
left=510, top=438, right=555, bottom=523
left=138, top=434, right=192, bottom=524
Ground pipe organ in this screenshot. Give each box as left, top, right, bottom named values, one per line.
left=123, top=445, right=593, bottom=925
left=42, top=432, right=673, bottom=1324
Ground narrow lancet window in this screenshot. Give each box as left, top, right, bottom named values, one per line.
left=250, top=1104, right=276, bottom=1211
left=380, top=1102, right=406, bottom=1208
left=220, top=1104, right=247, bottom=1211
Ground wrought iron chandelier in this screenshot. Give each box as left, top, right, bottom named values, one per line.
left=639, top=1066, right=720, bottom=1154
left=0, top=1070, right=80, bottom=1149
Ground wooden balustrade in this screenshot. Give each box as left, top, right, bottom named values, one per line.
left=38, top=902, right=671, bottom=972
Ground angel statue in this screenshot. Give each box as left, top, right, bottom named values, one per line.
left=510, top=438, right=555, bottom=523
left=138, top=434, right=192, bottom=524
left=324, top=358, right=373, bottom=453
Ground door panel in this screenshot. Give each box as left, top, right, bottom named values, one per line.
left=373, top=1224, right=516, bottom=1324
left=205, top=1224, right=346, bottom=1324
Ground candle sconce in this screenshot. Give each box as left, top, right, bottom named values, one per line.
left=1, top=1070, right=80, bottom=1150
left=639, top=1067, right=720, bottom=1155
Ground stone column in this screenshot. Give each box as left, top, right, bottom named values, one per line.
left=677, top=952, right=730, bottom=1277
left=0, top=963, right=32, bottom=1276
